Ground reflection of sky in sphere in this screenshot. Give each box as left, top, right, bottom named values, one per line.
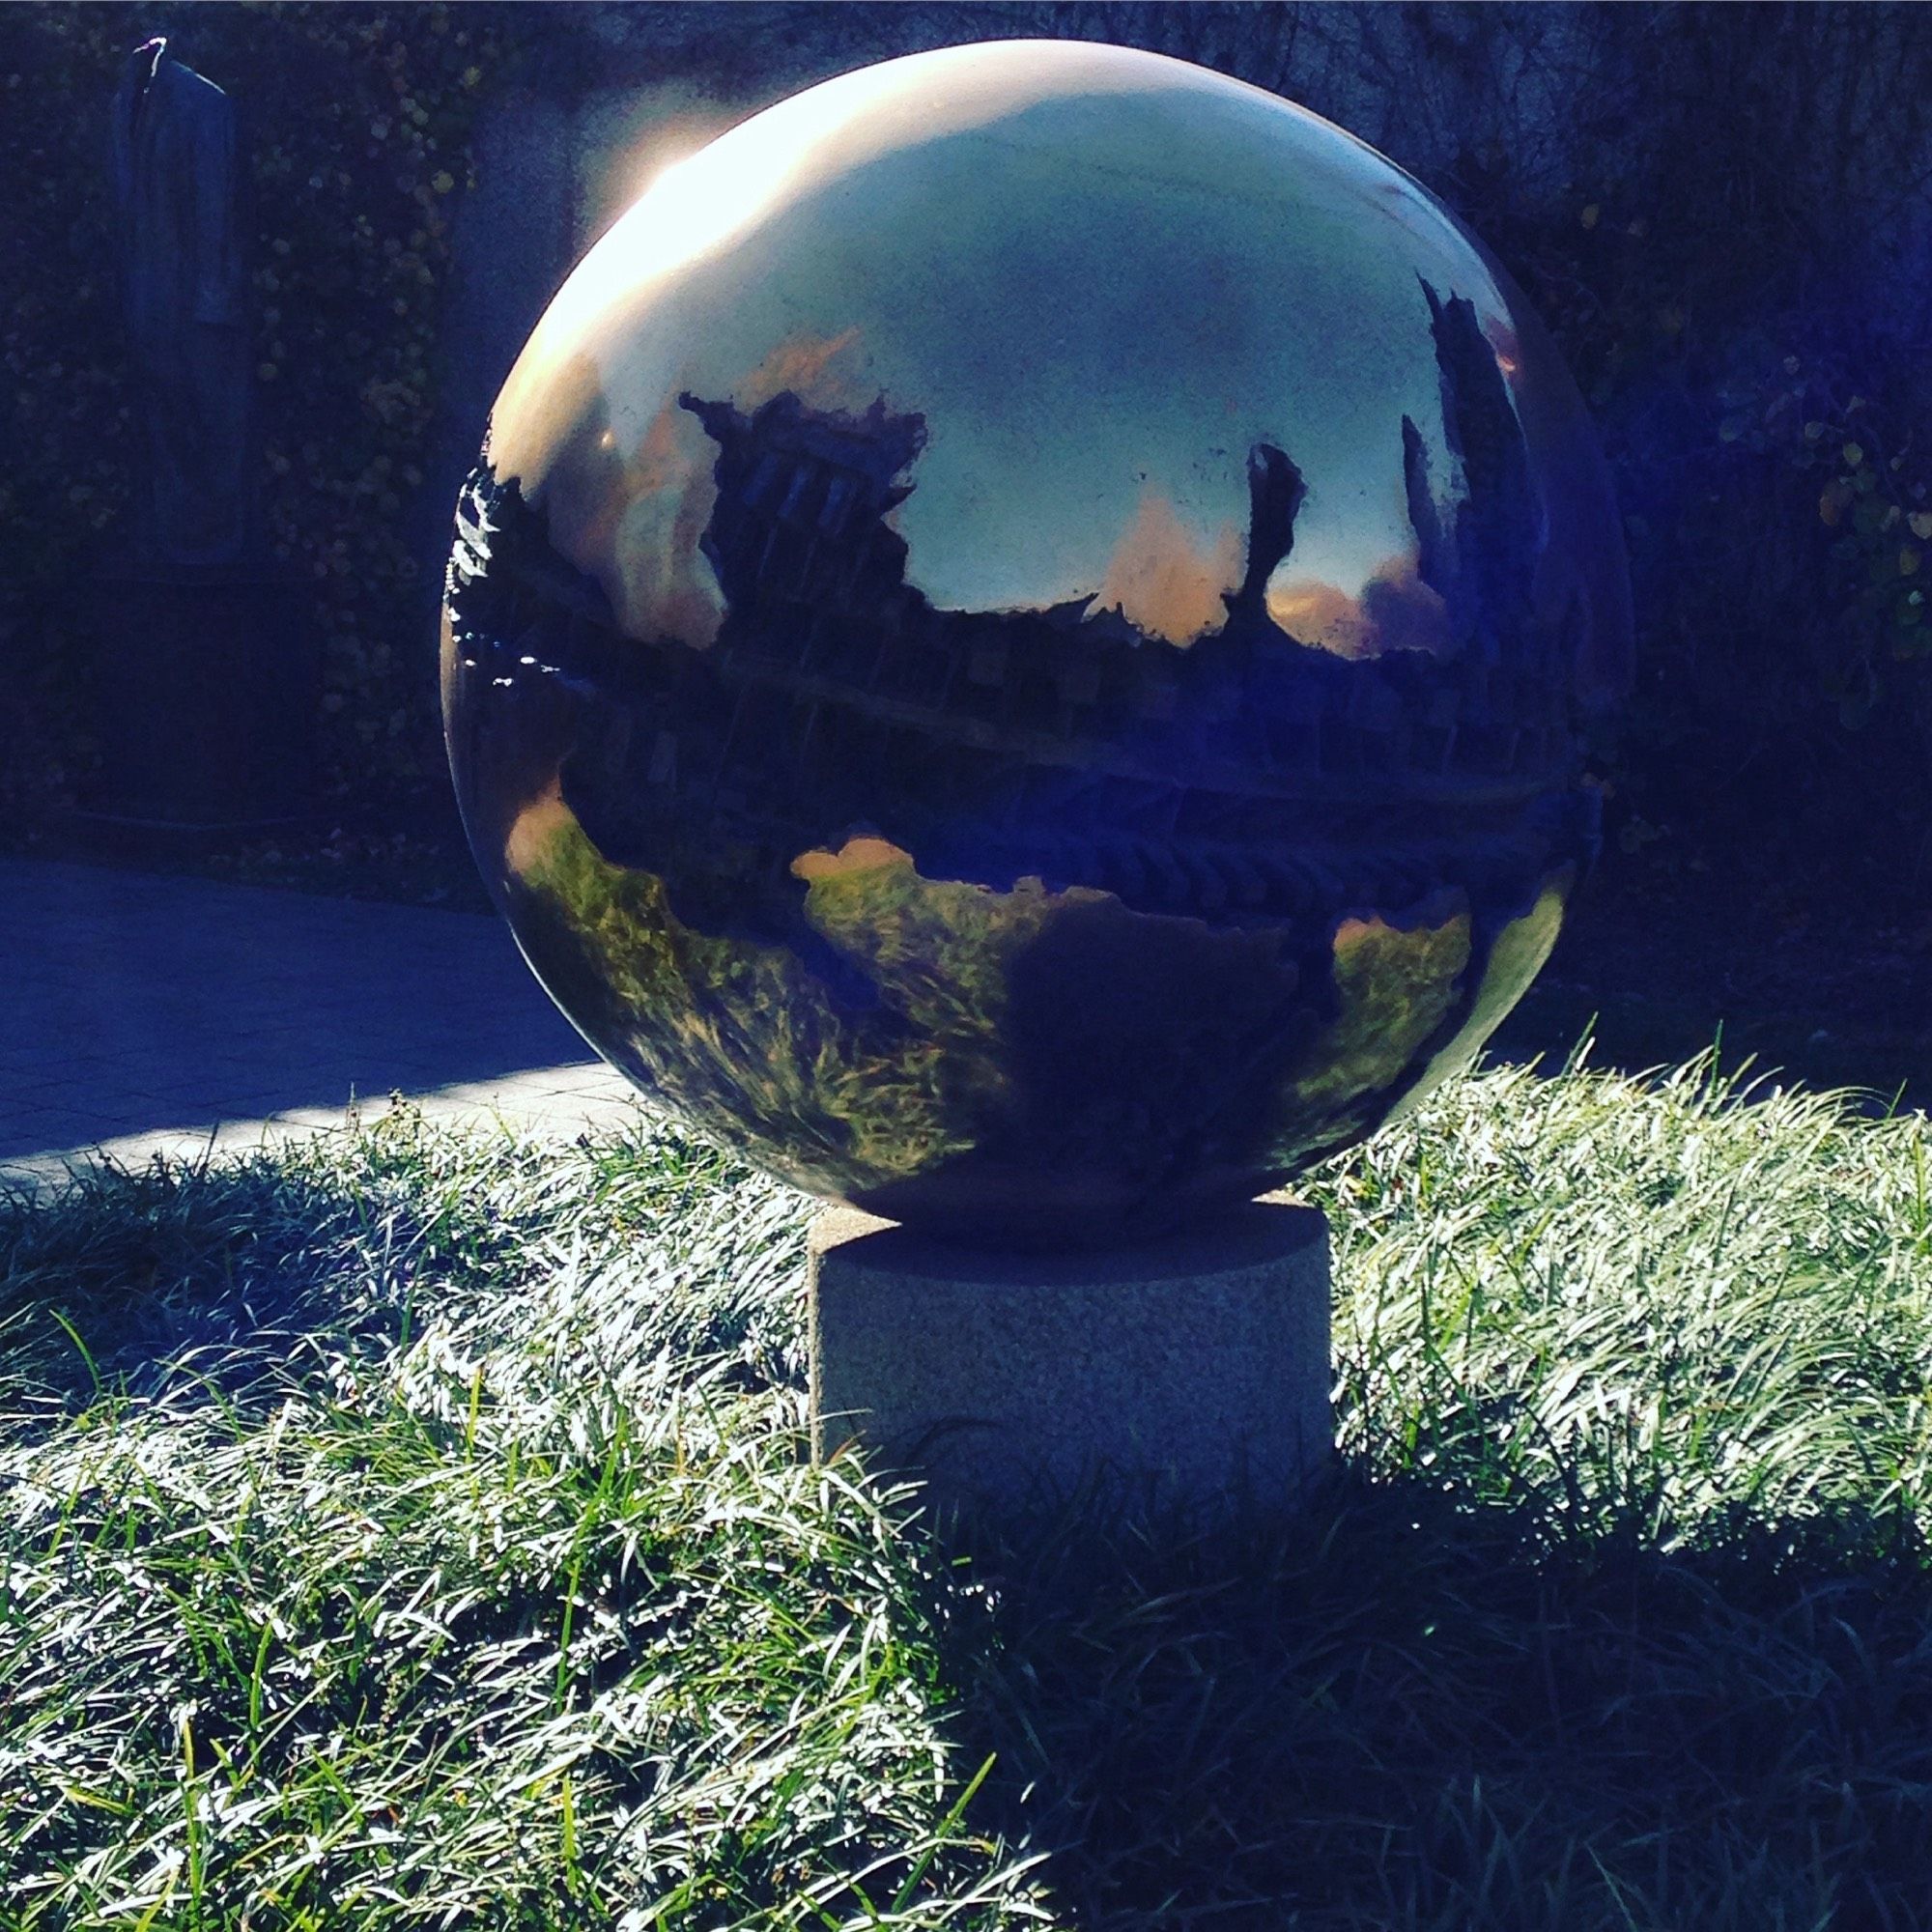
left=489, top=40, right=1521, bottom=647
left=831, top=96, right=1499, bottom=617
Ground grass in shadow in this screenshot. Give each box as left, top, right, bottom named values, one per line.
left=0, top=1051, right=1927, bottom=1927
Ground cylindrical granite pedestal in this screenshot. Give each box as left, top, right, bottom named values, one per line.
left=809, top=1198, right=1331, bottom=1513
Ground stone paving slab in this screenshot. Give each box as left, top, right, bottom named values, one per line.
left=1, top=857, right=641, bottom=1191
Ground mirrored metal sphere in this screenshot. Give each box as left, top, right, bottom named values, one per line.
left=442, top=40, right=1632, bottom=1247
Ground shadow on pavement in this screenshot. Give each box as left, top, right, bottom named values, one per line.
left=0, top=856, right=598, bottom=1160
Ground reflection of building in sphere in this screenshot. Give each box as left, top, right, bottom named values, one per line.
left=458, top=276, right=1586, bottom=931
left=442, top=40, right=1630, bottom=1246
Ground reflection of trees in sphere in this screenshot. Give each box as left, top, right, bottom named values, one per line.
left=441, top=40, right=1632, bottom=1248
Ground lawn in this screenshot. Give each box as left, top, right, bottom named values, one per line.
left=2, top=1053, right=1929, bottom=1930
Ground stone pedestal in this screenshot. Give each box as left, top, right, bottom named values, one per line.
left=810, top=1198, right=1331, bottom=1514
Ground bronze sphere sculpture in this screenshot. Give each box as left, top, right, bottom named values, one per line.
left=442, top=40, right=1632, bottom=1247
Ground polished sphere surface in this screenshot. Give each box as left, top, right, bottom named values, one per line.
left=442, top=40, right=1631, bottom=1246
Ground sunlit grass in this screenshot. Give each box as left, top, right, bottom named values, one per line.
left=2, top=1052, right=1928, bottom=1928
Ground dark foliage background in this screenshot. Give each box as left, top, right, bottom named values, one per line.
left=0, top=1, right=513, bottom=820
left=5, top=2, right=1932, bottom=944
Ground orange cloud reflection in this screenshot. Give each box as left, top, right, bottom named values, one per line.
left=1267, top=553, right=1451, bottom=659
left=1091, top=488, right=1243, bottom=646
left=790, top=834, right=913, bottom=882
left=740, top=327, right=864, bottom=412
left=604, top=396, right=725, bottom=645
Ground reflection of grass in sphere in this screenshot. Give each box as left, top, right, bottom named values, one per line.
left=510, top=782, right=1569, bottom=1215
left=518, top=797, right=998, bottom=1187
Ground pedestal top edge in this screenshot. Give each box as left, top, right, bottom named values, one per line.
left=808, top=1193, right=1327, bottom=1289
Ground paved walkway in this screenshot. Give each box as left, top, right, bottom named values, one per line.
left=1, top=857, right=639, bottom=1190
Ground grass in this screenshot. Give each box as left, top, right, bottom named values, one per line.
left=1, top=1052, right=1929, bottom=1929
